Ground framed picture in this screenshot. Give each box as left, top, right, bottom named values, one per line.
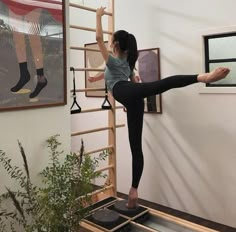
left=135, top=48, right=162, bottom=113
left=84, top=42, right=108, bottom=97
left=0, top=0, right=66, bottom=112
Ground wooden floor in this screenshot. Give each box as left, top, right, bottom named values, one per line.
left=117, top=192, right=236, bottom=232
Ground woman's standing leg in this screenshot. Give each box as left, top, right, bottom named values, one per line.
left=113, top=82, right=146, bottom=208
left=126, top=98, right=145, bottom=208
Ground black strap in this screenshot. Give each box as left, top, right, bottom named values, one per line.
left=101, top=84, right=112, bottom=110
left=70, top=67, right=81, bottom=114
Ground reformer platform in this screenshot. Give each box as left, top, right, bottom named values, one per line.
left=108, top=200, right=149, bottom=220
left=82, top=197, right=126, bottom=232
left=81, top=197, right=218, bottom=232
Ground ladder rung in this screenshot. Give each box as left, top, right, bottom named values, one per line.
left=92, top=184, right=114, bottom=195
left=71, top=126, right=112, bottom=136
left=81, top=108, right=109, bottom=113
left=70, top=88, right=105, bottom=92
left=80, top=106, right=123, bottom=114
left=95, top=165, right=114, bottom=173
left=76, top=184, right=114, bottom=201
left=116, top=124, right=125, bottom=128
left=69, top=3, right=112, bottom=16
left=70, top=25, right=113, bottom=35
left=71, top=124, right=124, bottom=137
left=70, top=46, right=112, bottom=53
left=70, top=106, right=123, bottom=114
left=85, top=145, right=113, bottom=155
left=70, top=46, right=101, bottom=52
left=115, top=106, right=124, bottom=110
left=74, top=68, right=105, bottom=72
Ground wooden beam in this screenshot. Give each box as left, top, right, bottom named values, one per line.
left=80, top=108, right=109, bottom=113
left=70, top=46, right=101, bottom=52
left=116, top=124, right=125, bottom=128
left=78, top=185, right=114, bottom=200
left=70, top=46, right=112, bottom=53
left=70, top=25, right=112, bottom=35
left=115, top=106, right=124, bottom=110
left=71, top=124, right=124, bottom=137
left=73, top=68, right=105, bottom=72
left=95, top=165, right=114, bottom=173
left=74, top=107, right=124, bottom=114
left=71, top=126, right=112, bottom=136
left=148, top=210, right=218, bottom=232
left=71, top=88, right=105, bottom=92
left=69, top=3, right=112, bottom=16
left=107, top=0, right=116, bottom=198
left=70, top=105, right=124, bottom=114
left=85, top=145, right=113, bottom=156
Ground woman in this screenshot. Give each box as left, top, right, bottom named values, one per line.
left=96, top=7, right=230, bottom=208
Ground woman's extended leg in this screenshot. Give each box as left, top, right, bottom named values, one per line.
left=113, top=68, right=230, bottom=101
left=113, top=74, right=198, bottom=102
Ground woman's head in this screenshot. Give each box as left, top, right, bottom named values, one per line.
left=112, top=30, right=138, bottom=71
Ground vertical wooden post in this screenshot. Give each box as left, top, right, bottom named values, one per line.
left=107, top=0, right=116, bottom=197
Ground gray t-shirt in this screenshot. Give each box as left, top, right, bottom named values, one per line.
left=104, top=55, right=131, bottom=92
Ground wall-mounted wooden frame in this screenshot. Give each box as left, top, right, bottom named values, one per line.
left=84, top=42, right=108, bottom=97
left=0, top=0, right=67, bottom=112
left=136, top=48, right=162, bottom=113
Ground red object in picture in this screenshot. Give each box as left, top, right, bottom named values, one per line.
left=1, top=0, right=62, bottom=22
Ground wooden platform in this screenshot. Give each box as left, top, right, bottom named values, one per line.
left=80, top=197, right=220, bottom=232
left=108, top=200, right=149, bottom=221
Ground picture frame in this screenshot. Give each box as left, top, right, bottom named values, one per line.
left=84, top=42, right=108, bottom=97
left=0, top=0, right=67, bottom=112
left=135, top=48, right=162, bottom=113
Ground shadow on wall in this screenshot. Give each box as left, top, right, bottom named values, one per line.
left=151, top=4, right=221, bottom=25
left=143, top=118, right=227, bottom=218
left=144, top=138, right=187, bottom=210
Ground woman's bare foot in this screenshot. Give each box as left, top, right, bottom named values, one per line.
left=126, top=187, right=138, bottom=209
left=197, top=67, right=230, bottom=83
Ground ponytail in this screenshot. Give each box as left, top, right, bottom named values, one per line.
left=113, top=30, right=138, bottom=71
left=127, top=33, right=138, bottom=71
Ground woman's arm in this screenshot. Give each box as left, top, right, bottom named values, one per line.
left=130, top=72, right=141, bottom=83
left=96, top=7, right=109, bottom=63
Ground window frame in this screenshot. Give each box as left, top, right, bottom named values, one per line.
left=204, top=32, right=236, bottom=87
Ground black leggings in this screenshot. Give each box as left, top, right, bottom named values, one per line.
left=112, top=75, right=198, bottom=188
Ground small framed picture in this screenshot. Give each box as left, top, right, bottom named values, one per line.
left=135, top=48, right=162, bottom=113
left=84, top=42, right=108, bottom=97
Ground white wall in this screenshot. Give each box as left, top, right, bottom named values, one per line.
left=0, top=2, right=71, bottom=194
left=116, top=0, right=236, bottom=228
left=70, top=0, right=236, bottom=228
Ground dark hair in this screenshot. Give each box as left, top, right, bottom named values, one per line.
left=113, top=30, right=138, bottom=71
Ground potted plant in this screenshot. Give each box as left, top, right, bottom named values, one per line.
left=0, top=135, right=109, bottom=232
